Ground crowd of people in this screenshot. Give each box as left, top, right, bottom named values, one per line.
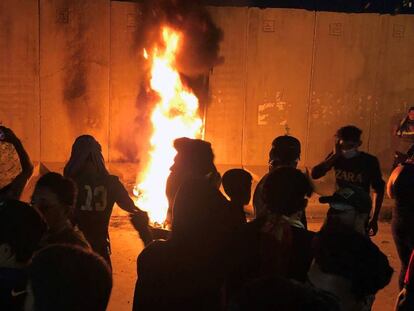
left=1, top=116, right=414, bottom=310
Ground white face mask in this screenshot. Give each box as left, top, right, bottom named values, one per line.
left=342, top=148, right=358, bottom=159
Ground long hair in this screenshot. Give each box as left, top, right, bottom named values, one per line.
left=64, top=135, right=108, bottom=179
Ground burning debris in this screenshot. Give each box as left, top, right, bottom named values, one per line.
left=133, top=0, right=223, bottom=225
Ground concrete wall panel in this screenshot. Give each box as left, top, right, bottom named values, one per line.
left=0, top=0, right=39, bottom=162
left=306, top=13, right=382, bottom=168
left=109, top=2, right=146, bottom=163
left=40, top=0, right=110, bottom=162
left=370, top=15, right=414, bottom=171
left=243, top=9, right=315, bottom=167
left=205, top=7, right=248, bottom=166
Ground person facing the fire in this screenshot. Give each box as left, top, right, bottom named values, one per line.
left=222, top=168, right=253, bottom=227
left=233, top=167, right=314, bottom=288
left=133, top=177, right=230, bottom=310
left=165, top=137, right=219, bottom=223
left=63, top=135, right=152, bottom=266
left=253, top=135, right=308, bottom=227
left=0, top=126, right=34, bottom=201
left=311, top=125, right=385, bottom=236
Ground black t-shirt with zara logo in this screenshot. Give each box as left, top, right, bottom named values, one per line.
left=321, top=152, right=385, bottom=193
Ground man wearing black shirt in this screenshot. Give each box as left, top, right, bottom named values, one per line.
left=311, top=125, right=385, bottom=236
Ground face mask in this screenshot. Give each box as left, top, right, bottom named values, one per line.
left=342, top=148, right=358, bottom=159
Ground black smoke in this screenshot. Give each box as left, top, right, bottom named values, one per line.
left=138, top=0, right=224, bottom=77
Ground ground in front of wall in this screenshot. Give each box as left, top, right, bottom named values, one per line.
left=107, top=216, right=399, bottom=311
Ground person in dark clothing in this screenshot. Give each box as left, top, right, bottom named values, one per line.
left=0, top=126, right=34, bottom=200
left=319, top=186, right=373, bottom=235
left=396, top=107, right=414, bottom=139
left=235, top=167, right=314, bottom=287
left=133, top=177, right=231, bottom=311
left=309, top=230, right=393, bottom=311
left=25, top=244, right=112, bottom=311
left=222, top=168, right=252, bottom=227
left=393, top=107, right=414, bottom=169
left=165, top=137, right=219, bottom=223
left=0, top=199, right=46, bottom=311
left=387, top=158, right=414, bottom=289
left=311, top=125, right=385, bottom=236
left=64, top=135, right=152, bottom=266
left=31, top=172, right=90, bottom=250
left=232, top=275, right=340, bottom=311
left=253, top=135, right=308, bottom=227
left=396, top=250, right=414, bottom=311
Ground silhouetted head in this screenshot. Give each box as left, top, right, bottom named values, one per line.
left=263, top=167, right=313, bottom=216
left=26, top=244, right=112, bottom=311
left=0, top=199, right=45, bottom=266
left=222, top=169, right=252, bottom=205
left=269, top=135, right=301, bottom=169
left=336, top=126, right=362, bottom=151
left=172, top=177, right=228, bottom=242
left=171, top=137, right=216, bottom=175
left=32, top=172, right=77, bottom=232
left=64, top=135, right=108, bottom=179
left=310, top=230, right=393, bottom=309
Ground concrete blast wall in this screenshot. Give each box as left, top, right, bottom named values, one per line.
left=1, top=1, right=414, bottom=184
left=208, top=8, right=414, bottom=181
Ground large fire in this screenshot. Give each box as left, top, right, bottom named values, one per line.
left=133, top=27, right=203, bottom=225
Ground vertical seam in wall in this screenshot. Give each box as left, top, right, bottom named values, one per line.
left=38, top=0, right=42, bottom=163
left=241, top=8, right=250, bottom=168
left=108, top=1, right=111, bottom=163
left=304, top=10, right=318, bottom=167
left=367, top=14, right=383, bottom=154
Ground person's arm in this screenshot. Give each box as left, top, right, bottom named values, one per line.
left=367, top=158, right=386, bottom=236
left=112, top=177, right=153, bottom=245
left=311, top=152, right=339, bottom=179
left=387, top=165, right=403, bottom=199
left=0, top=126, right=33, bottom=199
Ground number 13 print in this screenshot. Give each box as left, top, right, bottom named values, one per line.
left=81, top=185, right=108, bottom=211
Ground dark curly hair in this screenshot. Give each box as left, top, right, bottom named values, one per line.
left=336, top=125, right=362, bottom=142
left=35, top=172, right=78, bottom=214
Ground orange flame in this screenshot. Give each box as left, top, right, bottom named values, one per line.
left=134, top=27, right=203, bottom=225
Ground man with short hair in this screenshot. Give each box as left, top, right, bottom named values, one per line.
left=253, top=135, right=304, bottom=223
left=0, top=199, right=46, bottom=311
left=25, top=244, right=112, bottom=311
left=222, top=168, right=253, bottom=226
left=31, top=172, right=90, bottom=249
left=311, top=125, right=385, bottom=236
left=240, top=167, right=314, bottom=283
